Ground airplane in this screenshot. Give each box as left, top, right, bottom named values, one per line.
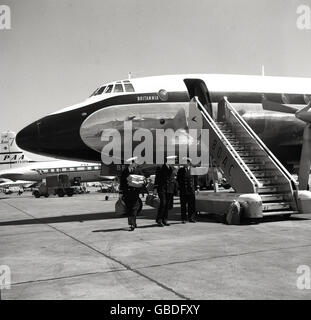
left=15, top=73, right=311, bottom=183
left=0, top=130, right=31, bottom=170
left=0, top=180, right=34, bottom=188
left=0, top=131, right=107, bottom=185
left=0, top=159, right=104, bottom=184
left=0, top=130, right=34, bottom=187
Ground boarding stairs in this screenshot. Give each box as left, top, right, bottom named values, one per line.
left=191, top=96, right=299, bottom=217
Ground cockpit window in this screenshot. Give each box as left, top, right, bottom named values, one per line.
left=95, top=86, right=107, bottom=95
left=123, top=82, right=135, bottom=92
left=90, top=80, right=135, bottom=97
left=90, top=88, right=100, bottom=97
left=114, top=83, right=124, bottom=93
left=105, top=84, right=113, bottom=93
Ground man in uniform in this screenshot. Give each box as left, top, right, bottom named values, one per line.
left=154, top=156, right=177, bottom=227
left=119, top=157, right=144, bottom=231
left=177, top=157, right=199, bottom=223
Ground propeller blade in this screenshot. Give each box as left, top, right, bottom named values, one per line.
left=295, top=101, right=311, bottom=123
left=298, top=124, right=311, bottom=190
left=262, top=100, right=299, bottom=114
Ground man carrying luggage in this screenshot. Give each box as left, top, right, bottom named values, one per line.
left=119, top=157, right=145, bottom=231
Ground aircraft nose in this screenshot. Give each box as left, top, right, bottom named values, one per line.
left=16, top=112, right=100, bottom=161
left=16, top=121, right=40, bottom=153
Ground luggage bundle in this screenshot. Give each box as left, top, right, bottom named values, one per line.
left=127, top=174, right=145, bottom=188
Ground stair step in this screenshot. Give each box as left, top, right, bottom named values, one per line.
left=226, top=141, right=241, bottom=146
left=262, top=210, right=298, bottom=217
left=241, top=156, right=266, bottom=161
left=260, top=194, right=286, bottom=202
left=253, top=171, right=277, bottom=179
left=234, top=148, right=250, bottom=153
left=257, top=180, right=275, bottom=186
left=227, top=142, right=242, bottom=145
left=257, top=176, right=278, bottom=181
left=241, top=155, right=266, bottom=158
left=258, top=186, right=278, bottom=193
left=262, top=202, right=291, bottom=211
left=247, top=164, right=267, bottom=170
left=216, top=123, right=229, bottom=127
left=238, top=151, right=258, bottom=157
left=243, top=160, right=266, bottom=165
left=252, top=168, right=275, bottom=173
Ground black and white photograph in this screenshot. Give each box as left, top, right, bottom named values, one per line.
left=1, top=0, right=311, bottom=303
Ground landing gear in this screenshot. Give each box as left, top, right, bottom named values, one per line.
left=33, top=191, right=40, bottom=198
left=66, top=188, right=74, bottom=197
left=57, top=189, right=65, bottom=197
left=283, top=214, right=292, bottom=219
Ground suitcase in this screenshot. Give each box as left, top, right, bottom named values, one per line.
left=115, top=198, right=127, bottom=215
left=145, top=194, right=160, bottom=209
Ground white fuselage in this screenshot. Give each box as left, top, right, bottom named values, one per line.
left=16, top=74, right=311, bottom=165
left=0, top=160, right=102, bottom=182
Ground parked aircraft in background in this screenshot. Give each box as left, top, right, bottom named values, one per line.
left=0, top=159, right=102, bottom=184
left=0, top=131, right=106, bottom=186
left=0, top=131, right=31, bottom=170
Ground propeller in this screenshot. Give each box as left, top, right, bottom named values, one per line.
left=263, top=100, right=311, bottom=190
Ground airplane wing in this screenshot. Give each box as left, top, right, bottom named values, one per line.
left=0, top=180, right=37, bottom=188
left=262, top=100, right=300, bottom=114
left=0, top=173, right=25, bottom=181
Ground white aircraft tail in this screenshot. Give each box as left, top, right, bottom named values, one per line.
left=0, top=131, right=31, bottom=169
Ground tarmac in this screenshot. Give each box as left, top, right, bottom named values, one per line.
left=1, top=190, right=311, bottom=300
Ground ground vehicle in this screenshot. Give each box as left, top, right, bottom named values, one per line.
left=4, top=188, right=13, bottom=195
left=32, top=174, right=74, bottom=198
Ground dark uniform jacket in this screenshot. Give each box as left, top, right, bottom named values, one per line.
left=177, top=166, right=198, bottom=195
left=119, top=167, right=144, bottom=195
left=154, top=164, right=176, bottom=194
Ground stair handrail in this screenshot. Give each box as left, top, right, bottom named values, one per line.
left=193, top=97, right=262, bottom=191
left=223, top=96, right=298, bottom=192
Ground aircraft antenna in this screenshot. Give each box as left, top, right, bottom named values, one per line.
left=8, top=132, right=11, bottom=169
left=261, top=65, right=265, bottom=76
left=128, top=72, right=132, bottom=80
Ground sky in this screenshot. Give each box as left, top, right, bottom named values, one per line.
left=1, top=0, right=311, bottom=133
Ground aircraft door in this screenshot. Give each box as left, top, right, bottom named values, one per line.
left=184, top=79, right=212, bottom=116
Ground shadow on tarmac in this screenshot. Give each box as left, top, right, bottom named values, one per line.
left=0, top=205, right=309, bottom=228
left=93, top=222, right=183, bottom=233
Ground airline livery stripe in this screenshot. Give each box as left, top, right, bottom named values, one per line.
left=0, top=152, right=23, bottom=155
left=0, top=161, right=35, bottom=165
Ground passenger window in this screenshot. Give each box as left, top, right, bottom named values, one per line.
left=96, top=86, right=106, bottom=95
left=114, top=83, right=124, bottom=93
left=105, top=85, right=113, bottom=93
left=124, top=83, right=135, bottom=92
